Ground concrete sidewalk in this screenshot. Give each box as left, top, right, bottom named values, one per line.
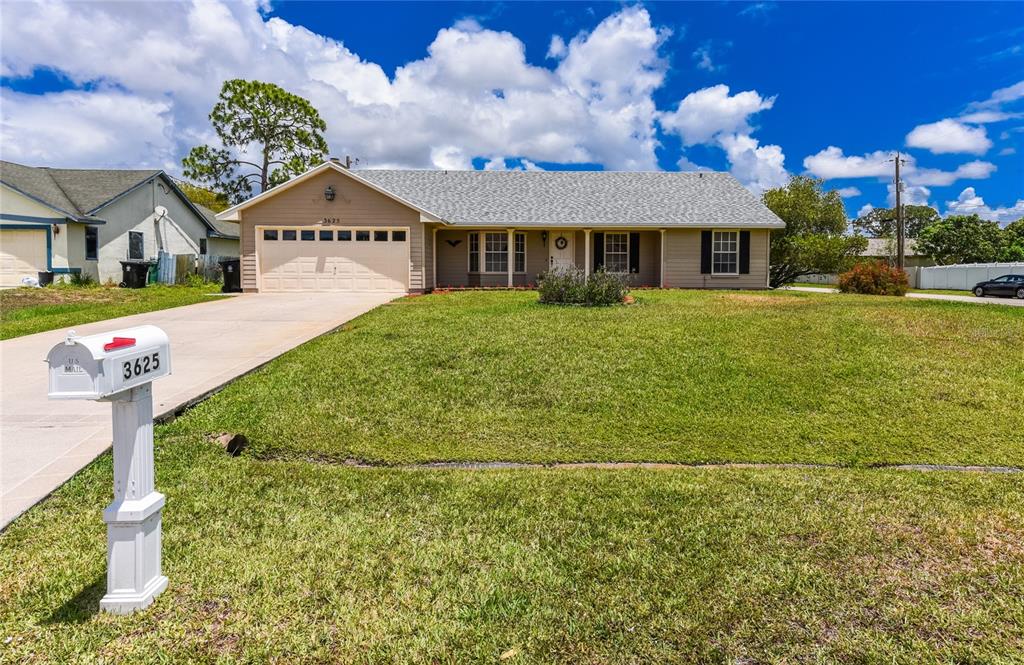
left=0, top=291, right=399, bottom=528
left=784, top=286, right=1024, bottom=307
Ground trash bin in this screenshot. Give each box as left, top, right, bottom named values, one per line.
left=37, top=271, right=55, bottom=287
left=219, top=259, right=241, bottom=293
left=119, top=261, right=152, bottom=289
left=147, top=263, right=159, bottom=285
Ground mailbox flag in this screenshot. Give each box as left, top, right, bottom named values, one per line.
left=103, top=337, right=137, bottom=352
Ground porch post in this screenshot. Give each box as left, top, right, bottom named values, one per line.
left=584, top=229, right=591, bottom=277
left=659, top=229, right=666, bottom=288
left=432, top=227, right=437, bottom=289
left=507, top=228, right=514, bottom=288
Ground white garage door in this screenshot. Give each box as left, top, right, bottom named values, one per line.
left=0, top=229, right=48, bottom=287
left=258, top=226, right=410, bottom=292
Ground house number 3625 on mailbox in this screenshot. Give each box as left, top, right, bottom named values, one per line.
left=46, top=325, right=172, bottom=614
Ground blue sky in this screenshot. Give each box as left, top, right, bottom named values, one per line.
left=1, top=1, right=1022, bottom=224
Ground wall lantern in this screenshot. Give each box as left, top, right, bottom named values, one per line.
left=324, top=185, right=336, bottom=202
left=541, top=230, right=548, bottom=246
left=53, top=224, right=60, bottom=235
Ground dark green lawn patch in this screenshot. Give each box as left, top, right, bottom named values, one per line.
left=168, top=290, right=1024, bottom=467
left=2, top=439, right=1022, bottom=663
left=0, top=283, right=222, bottom=339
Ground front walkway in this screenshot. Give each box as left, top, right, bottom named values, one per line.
left=0, top=291, right=399, bottom=528
left=784, top=285, right=1024, bottom=307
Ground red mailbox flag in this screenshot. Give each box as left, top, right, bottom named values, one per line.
left=103, top=337, right=137, bottom=352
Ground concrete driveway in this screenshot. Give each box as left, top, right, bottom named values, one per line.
left=0, top=291, right=400, bottom=528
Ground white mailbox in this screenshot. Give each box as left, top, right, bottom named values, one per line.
left=48, top=326, right=170, bottom=400
left=46, top=325, right=172, bottom=615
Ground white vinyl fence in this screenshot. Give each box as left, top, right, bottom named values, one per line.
left=918, top=262, right=1024, bottom=290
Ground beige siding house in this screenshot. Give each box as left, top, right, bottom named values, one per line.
left=217, top=161, right=785, bottom=294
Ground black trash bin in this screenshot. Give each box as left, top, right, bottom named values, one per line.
left=219, top=258, right=241, bottom=293
left=119, top=261, right=151, bottom=288
left=37, top=271, right=54, bottom=286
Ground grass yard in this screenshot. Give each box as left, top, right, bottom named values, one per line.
left=0, top=283, right=221, bottom=340
left=2, top=440, right=1022, bottom=663
left=3, top=289, right=1023, bottom=662
left=169, top=289, right=1024, bottom=467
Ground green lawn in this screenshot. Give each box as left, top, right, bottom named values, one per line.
left=2, top=440, right=1022, bottom=663
left=169, top=290, right=1024, bottom=467
left=3, top=289, right=1023, bottom=663
left=0, top=283, right=222, bottom=340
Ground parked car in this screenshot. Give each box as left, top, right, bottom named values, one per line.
left=972, top=274, right=1024, bottom=299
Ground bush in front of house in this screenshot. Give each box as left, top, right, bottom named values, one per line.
left=537, top=267, right=629, bottom=305
left=837, top=260, right=909, bottom=296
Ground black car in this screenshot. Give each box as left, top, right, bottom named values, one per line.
left=972, top=274, right=1024, bottom=299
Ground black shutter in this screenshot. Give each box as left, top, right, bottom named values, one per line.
left=700, top=230, right=712, bottom=274
left=593, top=232, right=604, bottom=271
left=629, top=232, right=640, bottom=273
left=739, top=230, right=751, bottom=274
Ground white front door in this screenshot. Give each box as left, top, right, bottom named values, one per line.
left=549, top=232, right=574, bottom=271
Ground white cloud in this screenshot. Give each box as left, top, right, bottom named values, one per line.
left=945, top=187, right=1024, bottom=225
left=958, top=110, right=1022, bottom=124
left=692, top=43, right=716, bottom=72
left=887, top=183, right=931, bottom=207
left=905, top=119, right=992, bottom=155
left=803, top=147, right=995, bottom=187
left=802, top=147, right=892, bottom=179
left=856, top=203, right=874, bottom=218
left=547, top=35, right=567, bottom=59
left=969, top=80, right=1024, bottom=109
left=659, top=84, right=774, bottom=145
left=836, top=187, right=861, bottom=198
left=0, top=1, right=669, bottom=172
left=659, top=85, right=786, bottom=193
left=998, top=147, right=1016, bottom=156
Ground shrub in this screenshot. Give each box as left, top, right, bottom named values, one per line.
left=69, top=271, right=96, bottom=287
left=537, top=267, right=629, bottom=306
left=837, top=260, right=909, bottom=296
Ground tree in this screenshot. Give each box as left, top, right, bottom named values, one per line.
left=852, top=204, right=939, bottom=238
left=762, top=176, right=868, bottom=287
left=183, top=79, right=328, bottom=203
left=1000, top=218, right=1024, bottom=262
left=175, top=180, right=230, bottom=213
left=916, top=214, right=1004, bottom=265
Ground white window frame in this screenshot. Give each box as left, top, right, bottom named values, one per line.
left=484, top=232, right=508, bottom=273
left=514, top=232, right=526, bottom=273
left=604, top=232, right=629, bottom=274
left=468, top=232, right=480, bottom=272
left=127, top=231, right=144, bottom=260
left=712, top=230, right=739, bottom=276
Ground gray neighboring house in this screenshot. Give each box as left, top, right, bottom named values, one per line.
left=0, top=160, right=239, bottom=286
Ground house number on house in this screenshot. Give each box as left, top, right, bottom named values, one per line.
left=320, top=217, right=343, bottom=225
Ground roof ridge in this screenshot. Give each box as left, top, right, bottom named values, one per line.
left=42, top=168, right=85, bottom=216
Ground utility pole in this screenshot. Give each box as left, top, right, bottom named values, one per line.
left=888, top=152, right=907, bottom=270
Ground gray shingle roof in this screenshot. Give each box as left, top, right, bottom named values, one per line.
left=861, top=237, right=921, bottom=257
left=355, top=169, right=785, bottom=228
left=0, top=160, right=157, bottom=219
left=195, top=203, right=240, bottom=239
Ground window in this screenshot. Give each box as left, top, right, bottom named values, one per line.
left=374, top=230, right=388, bottom=242
left=263, top=229, right=278, bottom=241
left=356, top=230, right=370, bottom=241
left=319, top=230, right=333, bottom=241
left=338, top=230, right=352, bottom=241
left=485, top=232, right=508, bottom=273
left=85, top=227, right=98, bottom=261
left=392, top=230, right=407, bottom=242
left=282, top=230, right=297, bottom=241
left=301, top=230, right=315, bottom=241
left=514, top=232, right=526, bottom=273
left=604, top=233, right=628, bottom=273
left=128, top=231, right=144, bottom=260
left=712, top=230, right=739, bottom=275
left=199, top=238, right=208, bottom=255
left=469, top=232, right=480, bottom=272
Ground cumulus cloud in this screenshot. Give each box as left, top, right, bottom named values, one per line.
left=905, top=119, right=992, bottom=155
left=945, top=187, right=1024, bottom=225
left=836, top=187, right=861, bottom=198
left=887, top=183, right=931, bottom=207
left=0, top=1, right=668, bottom=172
left=803, top=147, right=995, bottom=187
left=856, top=203, right=874, bottom=218
left=692, top=43, right=717, bottom=72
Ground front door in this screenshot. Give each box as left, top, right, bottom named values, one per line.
left=549, top=232, right=574, bottom=271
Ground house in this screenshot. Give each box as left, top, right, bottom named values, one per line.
left=215, top=160, right=785, bottom=293
left=860, top=237, right=934, bottom=268
left=0, top=161, right=239, bottom=286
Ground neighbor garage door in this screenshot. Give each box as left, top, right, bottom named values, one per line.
left=0, top=229, right=48, bottom=288
left=257, top=226, right=409, bottom=292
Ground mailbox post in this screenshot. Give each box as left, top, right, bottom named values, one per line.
left=47, top=325, right=171, bottom=614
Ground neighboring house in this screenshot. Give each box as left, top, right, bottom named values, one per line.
left=216, top=160, right=785, bottom=293
left=860, top=237, right=934, bottom=268
left=0, top=161, right=239, bottom=286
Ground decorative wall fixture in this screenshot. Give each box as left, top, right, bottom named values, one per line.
left=446, top=239, right=462, bottom=248
left=324, top=185, right=335, bottom=201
